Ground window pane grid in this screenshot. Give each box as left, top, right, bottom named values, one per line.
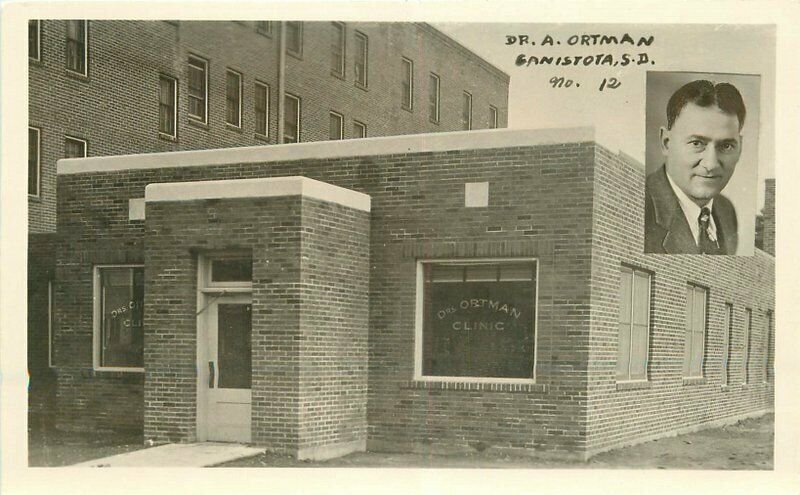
left=331, top=23, right=344, bottom=76
left=355, top=32, right=368, bottom=86
left=225, top=71, right=242, bottom=127
left=188, top=57, right=207, bottom=122
left=329, top=112, right=344, bottom=140
left=255, top=83, right=269, bottom=137
left=159, top=76, right=177, bottom=136
left=284, top=94, right=300, bottom=143
left=617, top=267, right=650, bottom=381
left=683, top=285, right=707, bottom=378
left=65, top=137, right=87, bottom=158
left=66, top=20, right=86, bottom=74
left=401, top=58, right=413, bottom=110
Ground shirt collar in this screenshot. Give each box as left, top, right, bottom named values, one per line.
left=665, top=171, right=717, bottom=244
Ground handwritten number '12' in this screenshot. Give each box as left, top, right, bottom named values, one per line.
left=599, top=77, right=621, bottom=91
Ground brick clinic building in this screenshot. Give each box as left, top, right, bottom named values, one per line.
left=51, top=128, right=774, bottom=460
left=27, top=20, right=510, bottom=422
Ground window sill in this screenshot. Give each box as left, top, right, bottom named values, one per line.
left=682, top=377, right=707, bottom=386
left=616, top=380, right=651, bottom=391
left=331, top=71, right=346, bottom=81
left=401, top=105, right=413, bottom=113
left=29, top=57, right=43, bottom=66
left=187, top=118, right=209, bottom=130
left=254, top=133, right=270, bottom=143
left=225, top=123, right=244, bottom=133
left=65, top=69, right=90, bottom=82
left=287, top=50, right=303, bottom=61
left=402, top=380, right=546, bottom=394
left=158, top=132, right=178, bottom=143
left=355, top=82, right=368, bottom=92
left=29, top=194, right=43, bottom=203
left=429, top=118, right=440, bottom=125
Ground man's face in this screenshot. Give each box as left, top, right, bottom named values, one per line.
left=660, top=102, right=742, bottom=206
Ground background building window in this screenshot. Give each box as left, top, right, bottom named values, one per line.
left=329, top=111, right=344, bottom=140
left=722, top=303, right=733, bottom=385
left=683, top=285, right=707, bottom=378
left=225, top=70, right=242, bottom=127
left=428, top=73, right=440, bottom=123
left=159, top=75, right=177, bottom=137
left=64, top=136, right=87, bottom=158
left=94, top=266, right=144, bottom=370
left=354, top=31, right=368, bottom=87
left=28, top=127, right=40, bottom=196
left=617, top=266, right=651, bottom=381
left=286, top=21, right=303, bottom=56
left=29, top=20, right=40, bottom=61
left=66, top=20, right=87, bottom=75
left=188, top=56, right=208, bottom=123
left=461, top=91, right=473, bottom=130
left=418, top=260, right=537, bottom=380
left=489, top=105, right=499, bottom=129
left=256, top=21, right=273, bottom=37
left=254, top=82, right=270, bottom=137
left=401, top=57, right=413, bottom=110
left=353, top=120, right=366, bottom=139
left=743, top=308, right=752, bottom=384
left=331, top=22, right=345, bottom=77
left=283, top=93, right=300, bottom=143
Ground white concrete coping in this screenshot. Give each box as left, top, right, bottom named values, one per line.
left=144, top=176, right=371, bottom=212
left=57, top=127, right=596, bottom=175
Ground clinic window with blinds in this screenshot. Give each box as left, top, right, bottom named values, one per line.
left=617, top=266, right=651, bottom=382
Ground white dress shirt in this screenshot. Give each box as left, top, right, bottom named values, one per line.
left=666, top=173, right=718, bottom=245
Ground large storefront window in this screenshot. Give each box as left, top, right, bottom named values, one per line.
left=95, top=266, right=144, bottom=370
left=418, top=260, right=537, bottom=380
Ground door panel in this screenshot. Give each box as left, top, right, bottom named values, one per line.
left=205, top=296, right=252, bottom=443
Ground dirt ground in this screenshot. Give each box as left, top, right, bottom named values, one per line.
left=28, top=413, right=772, bottom=469
left=218, top=413, right=773, bottom=469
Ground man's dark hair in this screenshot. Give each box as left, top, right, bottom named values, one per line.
left=666, top=79, right=747, bottom=130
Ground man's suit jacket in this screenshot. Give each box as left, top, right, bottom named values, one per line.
left=644, top=166, right=738, bottom=255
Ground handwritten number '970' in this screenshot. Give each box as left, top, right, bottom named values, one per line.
left=549, top=76, right=621, bottom=91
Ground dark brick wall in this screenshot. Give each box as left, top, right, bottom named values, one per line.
left=586, top=147, right=775, bottom=455
left=29, top=21, right=508, bottom=233
left=28, top=233, right=57, bottom=427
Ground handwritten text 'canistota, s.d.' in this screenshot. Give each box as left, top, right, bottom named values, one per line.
left=506, top=33, right=656, bottom=92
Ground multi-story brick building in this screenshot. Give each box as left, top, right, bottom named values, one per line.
left=27, top=20, right=510, bottom=423
left=50, top=128, right=774, bottom=460
left=28, top=20, right=510, bottom=233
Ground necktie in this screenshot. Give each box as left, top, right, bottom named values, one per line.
left=698, top=207, right=720, bottom=254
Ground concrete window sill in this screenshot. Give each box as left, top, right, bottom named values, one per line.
left=402, top=380, right=547, bottom=394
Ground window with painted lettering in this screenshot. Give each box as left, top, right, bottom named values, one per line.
left=94, top=266, right=144, bottom=370
left=617, top=266, right=651, bottom=381
left=417, top=260, right=537, bottom=381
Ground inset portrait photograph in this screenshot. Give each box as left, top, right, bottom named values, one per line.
left=645, top=71, right=760, bottom=255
